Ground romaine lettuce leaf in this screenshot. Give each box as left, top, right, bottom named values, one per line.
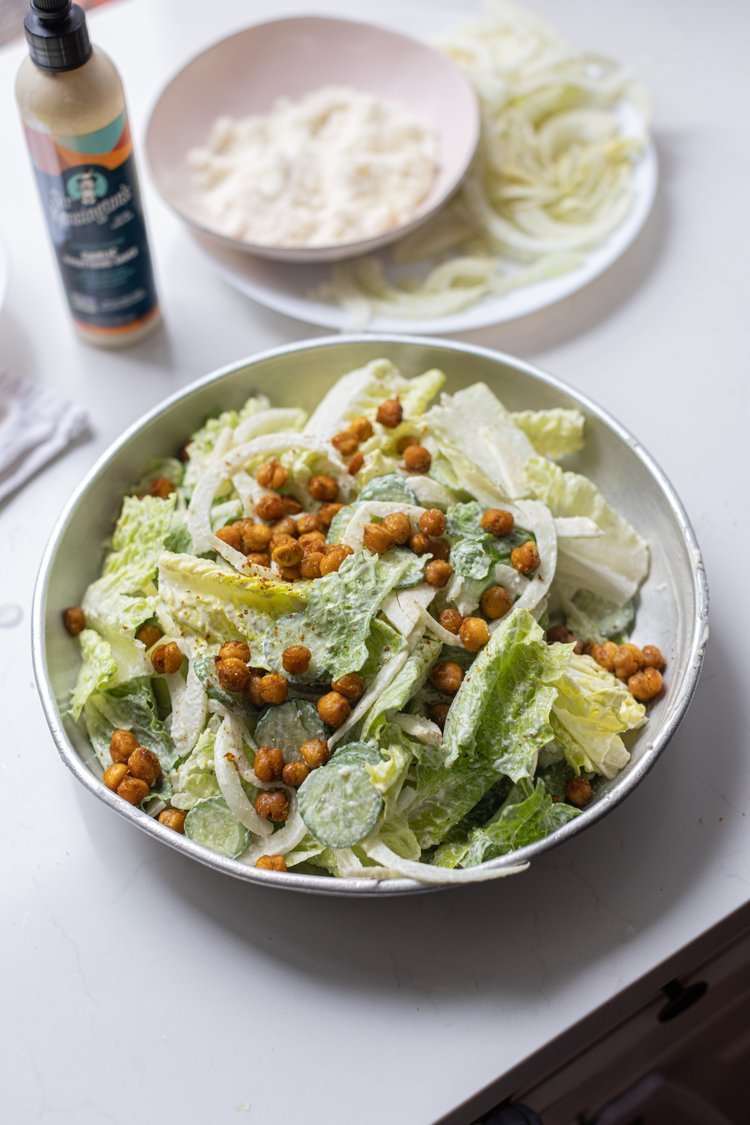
left=433, top=779, right=580, bottom=868
left=84, top=676, right=178, bottom=768
left=304, top=359, right=445, bottom=440
left=510, top=408, right=586, bottom=459
left=405, top=609, right=571, bottom=847
left=551, top=653, right=646, bottom=778
left=81, top=494, right=178, bottom=682
left=559, top=589, right=635, bottom=643
left=184, top=394, right=272, bottom=485
left=447, top=500, right=527, bottom=582
left=169, top=727, right=220, bottom=809
left=362, top=634, right=442, bottom=739
left=426, top=383, right=535, bottom=498
left=299, top=550, right=426, bottom=680
left=70, top=629, right=117, bottom=721
left=157, top=552, right=305, bottom=645
left=525, top=456, right=649, bottom=605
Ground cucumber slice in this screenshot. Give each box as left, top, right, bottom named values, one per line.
left=255, top=700, right=325, bottom=761
left=184, top=795, right=250, bottom=858
left=332, top=741, right=382, bottom=768
left=298, top=756, right=383, bottom=849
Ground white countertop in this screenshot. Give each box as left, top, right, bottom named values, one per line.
left=1, top=1, right=748, bottom=1123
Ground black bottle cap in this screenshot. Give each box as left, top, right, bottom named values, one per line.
left=24, top=1, right=92, bottom=72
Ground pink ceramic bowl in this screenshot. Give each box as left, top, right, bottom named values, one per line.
left=145, top=15, right=479, bottom=263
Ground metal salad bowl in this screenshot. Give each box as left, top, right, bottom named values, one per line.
left=32, top=336, right=709, bottom=896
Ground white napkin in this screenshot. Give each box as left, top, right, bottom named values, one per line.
left=0, top=371, right=89, bottom=503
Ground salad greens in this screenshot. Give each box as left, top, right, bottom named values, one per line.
left=68, top=357, right=654, bottom=884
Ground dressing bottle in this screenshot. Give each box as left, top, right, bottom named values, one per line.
left=16, top=0, right=159, bottom=347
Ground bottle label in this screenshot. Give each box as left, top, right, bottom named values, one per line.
left=22, top=108, right=158, bottom=336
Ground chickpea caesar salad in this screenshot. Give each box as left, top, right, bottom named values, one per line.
left=62, top=360, right=665, bottom=884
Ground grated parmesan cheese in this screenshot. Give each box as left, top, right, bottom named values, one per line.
left=188, top=85, right=439, bottom=248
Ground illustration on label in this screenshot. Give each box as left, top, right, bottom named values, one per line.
left=23, top=110, right=158, bottom=334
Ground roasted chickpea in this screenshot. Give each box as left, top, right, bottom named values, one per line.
left=418, top=509, right=446, bottom=537
left=272, top=536, right=303, bottom=568
left=376, top=397, right=403, bottom=428
left=253, top=746, right=284, bottom=782
left=217, top=657, right=251, bottom=693
left=62, top=606, right=85, bottom=636
left=547, top=623, right=577, bottom=645
left=277, top=564, right=302, bottom=582
left=215, top=524, right=244, bottom=551
left=481, top=508, right=515, bottom=537
left=255, top=493, right=286, bottom=522
left=148, top=476, right=175, bottom=499
left=511, top=541, right=540, bottom=575
left=430, top=661, right=464, bottom=695
left=460, top=617, right=490, bottom=652
left=151, top=641, right=182, bottom=675
left=256, top=854, right=287, bottom=871
left=332, top=430, right=360, bottom=457
left=257, top=672, right=288, bottom=705
left=589, top=640, right=618, bottom=673
left=317, top=692, right=351, bottom=728
left=363, top=522, right=396, bottom=554
left=216, top=642, right=248, bottom=665
left=158, top=808, right=186, bottom=833
left=300, top=738, right=331, bottom=768
left=566, top=777, right=593, bottom=808
left=282, top=761, right=310, bottom=788
left=481, top=585, right=513, bottom=621
left=246, top=552, right=271, bottom=568
left=256, top=459, right=288, bottom=490
left=110, top=729, right=138, bottom=763
left=300, top=553, right=324, bottom=580
left=136, top=623, right=163, bottom=649
left=246, top=675, right=265, bottom=709
left=331, top=673, right=364, bottom=700
left=396, top=433, right=418, bottom=454
left=317, top=502, right=344, bottom=529
left=349, top=416, right=374, bottom=442
left=409, top=533, right=431, bottom=556
left=271, top=516, right=299, bottom=539
left=240, top=522, right=273, bottom=553
left=438, top=608, right=463, bottom=635
left=309, top=475, right=339, bottom=502
left=381, top=511, right=412, bottom=544
left=402, top=444, right=432, bottom=473
left=613, top=643, right=644, bottom=681
left=282, top=645, right=312, bottom=675
left=296, top=514, right=322, bottom=536
left=178, top=442, right=191, bottom=463
left=628, top=667, right=663, bottom=702
left=117, top=775, right=150, bottom=805
left=255, top=790, right=290, bottom=823
left=641, top=645, right=666, bottom=670
left=348, top=452, right=364, bottom=476
left=127, top=747, right=162, bottom=786
left=430, top=702, right=450, bottom=731
left=425, top=559, right=453, bottom=588
left=103, top=762, right=129, bottom=791
left=428, top=536, right=451, bottom=561
left=298, top=530, right=327, bottom=554
left=319, top=544, right=353, bottom=575
left=281, top=496, right=304, bottom=516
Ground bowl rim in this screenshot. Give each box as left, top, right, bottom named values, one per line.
left=144, top=13, right=481, bottom=263
left=31, top=334, right=710, bottom=896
